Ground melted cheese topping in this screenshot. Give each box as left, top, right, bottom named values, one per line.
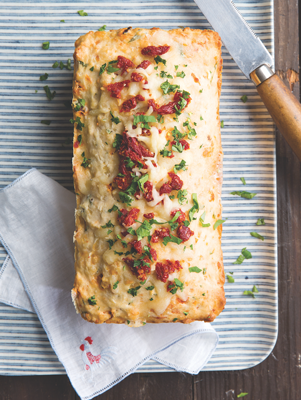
left=72, top=27, right=225, bottom=327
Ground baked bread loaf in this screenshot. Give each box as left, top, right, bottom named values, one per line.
left=71, top=27, right=225, bottom=327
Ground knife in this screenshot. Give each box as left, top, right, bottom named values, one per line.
left=194, top=0, right=301, bottom=161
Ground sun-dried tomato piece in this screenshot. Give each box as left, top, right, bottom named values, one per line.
left=177, top=225, right=194, bottom=242
left=174, top=91, right=191, bottom=107
left=114, top=173, right=132, bottom=191
left=159, top=183, right=172, bottom=196
left=120, top=97, right=137, bottom=113
left=130, top=240, right=143, bottom=254
left=148, top=99, right=158, bottom=111
left=143, top=181, right=154, bottom=202
left=168, top=172, right=183, bottom=190
left=107, top=80, right=130, bottom=98
left=151, top=227, right=170, bottom=243
left=135, top=94, right=145, bottom=102
left=118, top=133, right=151, bottom=168
left=121, top=231, right=129, bottom=237
left=141, top=128, right=151, bottom=136
left=74, top=141, right=79, bottom=148
left=143, top=212, right=154, bottom=219
left=157, top=101, right=178, bottom=115
left=149, top=247, right=158, bottom=261
left=137, top=60, right=151, bottom=69
left=124, top=257, right=151, bottom=281
left=141, top=46, right=170, bottom=56
left=170, top=139, right=190, bottom=151
left=156, top=262, right=169, bottom=282
left=117, top=55, right=135, bottom=74
left=131, top=72, right=143, bottom=82
left=171, top=209, right=186, bottom=223
left=118, top=208, right=140, bottom=227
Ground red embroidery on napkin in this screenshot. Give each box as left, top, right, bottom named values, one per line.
left=79, top=336, right=116, bottom=375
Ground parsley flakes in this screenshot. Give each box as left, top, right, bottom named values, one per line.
left=154, top=56, right=166, bottom=65
left=110, top=111, right=120, bottom=125
left=231, top=191, right=256, bottom=199
left=39, top=73, right=48, bottom=81
left=43, top=85, right=56, bottom=101
left=256, top=218, right=265, bottom=226
left=189, top=266, right=202, bottom=273
left=128, top=286, right=141, bottom=297
left=234, top=247, right=252, bottom=264
left=88, top=295, right=97, bottom=305
left=98, top=25, right=107, bottom=31
left=113, top=281, right=119, bottom=290
left=250, top=231, right=265, bottom=241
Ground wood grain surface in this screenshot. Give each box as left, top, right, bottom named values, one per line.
left=0, top=0, right=300, bottom=399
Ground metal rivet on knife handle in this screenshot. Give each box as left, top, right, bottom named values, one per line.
left=250, top=65, right=274, bottom=86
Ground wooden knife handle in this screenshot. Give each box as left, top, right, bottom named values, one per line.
left=255, top=73, right=301, bottom=160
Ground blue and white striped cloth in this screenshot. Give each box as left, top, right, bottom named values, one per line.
left=0, top=0, right=277, bottom=374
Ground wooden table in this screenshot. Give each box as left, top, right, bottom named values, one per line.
left=1, top=0, right=300, bottom=398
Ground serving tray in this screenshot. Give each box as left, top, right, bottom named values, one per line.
left=0, top=0, right=277, bottom=374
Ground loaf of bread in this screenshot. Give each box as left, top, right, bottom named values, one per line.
left=71, top=27, right=225, bottom=327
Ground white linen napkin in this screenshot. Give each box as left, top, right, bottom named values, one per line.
left=0, top=168, right=218, bottom=400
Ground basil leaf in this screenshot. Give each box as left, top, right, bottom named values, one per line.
left=227, top=274, right=235, bottom=283
left=138, top=174, right=149, bottom=192
left=252, top=285, right=259, bottom=293
left=136, top=220, right=152, bottom=241
left=250, top=231, right=264, bottom=241
left=188, top=193, right=199, bottom=221
left=127, top=227, right=136, bottom=236
left=243, top=290, right=255, bottom=298
left=233, top=254, right=245, bottom=265
left=240, top=177, right=246, bottom=185
left=256, top=218, right=265, bottom=226
left=108, top=205, right=119, bottom=213
left=241, top=247, right=252, bottom=259
left=176, top=71, right=185, bottom=78
left=154, top=56, right=166, bottom=65
left=231, top=191, right=256, bottom=199
left=99, top=63, right=107, bottom=75
left=174, top=159, right=187, bottom=173
left=107, top=65, right=120, bottom=74
left=133, top=115, right=156, bottom=125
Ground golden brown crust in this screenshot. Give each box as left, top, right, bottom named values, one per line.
left=72, top=27, right=225, bottom=327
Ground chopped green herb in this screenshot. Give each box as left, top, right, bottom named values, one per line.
left=133, top=114, right=156, bottom=129
left=101, top=220, right=114, bottom=229
left=81, top=152, right=91, bottom=168
left=160, top=71, right=173, bottom=79
left=157, top=114, right=164, bottom=123
left=154, top=55, right=166, bottom=65
left=127, top=227, right=136, bottom=236
left=203, top=268, right=207, bottom=275
left=240, top=177, right=246, bottom=185
left=42, top=41, right=50, bottom=50
left=98, top=25, right=106, bottom=31
left=127, top=320, right=130, bottom=324
left=174, top=159, right=187, bottom=173
left=163, top=234, right=183, bottom=246
left=79, top=60, right=88, bottom=67
left=43, top=85, right=56, bottom=101
left=60, top=20, right=65, bottom=22
left=154, top=66, right=158, bottom=70
left=113, top=281, right=119, bottom=290
left=227, top=274, right=235, bottom=283
left=189, top=193, right=199, bottom=221
left=231, top=191, right=257, bottom=199
left=41, top=120, right=51, bottom=125
left=183, top=312, right=188, bottom=316
left=35, top=90, right=38, bottom=93
left=127, top=286, right=141, bottom=297
left=250, top=232, right=265, bottom=241
left=256, top=218, right=265, bottom=225
left=242, top=248, right=252, bottom=259
left=241, top=95, right=248, bottom=103
left=66, top=59, right=72, bottom=70
left=146, top=286, right=154, bottom=291
left=243, top=290, right=255, bottom=298
left=160, top=141, right=172, bottom=158
left=237, top=393, right=248, bottom=398
left=137, top=174, right=149, bottom=193
left=112, top=133, right=123, bottom=150
left=107, top=229, right=113, bottom=235
left=220, top=120, right=224, bottom=128
left=213, top=219, right=226, bottom=230
left=199, top=89, right=203, bottom=93
left=175, top=65, right=179, bottom=70
left=173, top=318, right=178, bottom=322
left=169, top=195, right=175, bottom=200
left=129, top=33, right=143, bottom=43
left=110, top=111, right=121, bottom=125
left=119, top=191, right=133, bottom=206
left=176, top=71, right=185, bottom=78
left=70, top=116, right=85, bottom=131
left=78, top=10, right=88, bottom=16
left=88, top=295, right=97, bottom=305
left=200, top=211, right=210, bottom=228
left=149, top=298, right=153, bottom=301
left=202, top=293, right=206, bottom=296
left=59, top=61, right=64, bottom=69
left=73, top=98, right=85, bottom=111
left=108, top=205, right=119, bottom=213
left=99, top=63, right=107, bottom=75
left=160, top=80, right=180, bottom=95
left=107, top=65, right=120, bottom=74
left=189, top=266, right=202, bottom=273
left=190, top=244, right=193, bottom=250
left=168, top=278, right=184, bottom=294
left=89, top=66, right=94, bottom=71
left=177, top=189, right=188, bottom=205
left=39, top=73, right=48, bottom=81
left=136, top=220, right=152, bottom=241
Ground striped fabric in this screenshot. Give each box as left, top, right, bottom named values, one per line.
left=0, top=0, right=276, bottom=374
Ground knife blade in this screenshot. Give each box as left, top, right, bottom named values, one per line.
left=194, top=0, right=273, bottom=78
left=194, top=0, right=301, bottom=162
